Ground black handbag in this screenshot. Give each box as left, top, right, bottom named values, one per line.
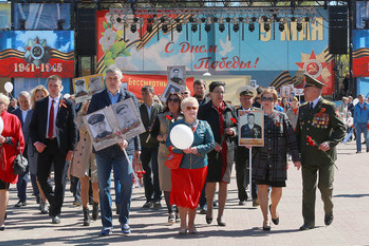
left=13, top=139, right=28, bottom=175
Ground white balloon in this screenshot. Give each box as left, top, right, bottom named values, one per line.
left=0, top=116, right=3, bottom=135
left=353, top=98, right=359, bottom=106
left=4, top=82, right=13, bottom=93
left=169, top=124, right=194, bottom=150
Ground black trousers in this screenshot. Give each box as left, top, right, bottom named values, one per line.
left=235, top=147, right=257, bottom=201
left=140, top=146, right=162, bottom=202
left=36, top=139, right=68, bottom=217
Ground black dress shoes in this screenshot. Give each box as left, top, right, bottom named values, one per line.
left=217, top=218, right=226, bottom=227
left=299, top=223, right=315, bottom=230
left=52, top=215, right=61, bottom=224
left=14, top=201, right=27, bottom=208
left=206, top=216, right=213, bottom=224
left=325, top=212, right=334, bottom=226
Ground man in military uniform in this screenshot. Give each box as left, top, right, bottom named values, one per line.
left=75, top=79, right=88, bottom=97
left=296, top=75, right=345, bottom=230
left=235, top=86, right=260, bottom=207
left=241, top=113, right=262, bottom=139
left=88, top=113, right=112, bottom=139
left=115, top=103, right=138, bottom=130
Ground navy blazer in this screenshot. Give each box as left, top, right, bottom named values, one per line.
left=29, top=96, right=77, bottom=155
left=87, top=88, right=141, bottom=157
left=11, top=108, right=32, bottom=144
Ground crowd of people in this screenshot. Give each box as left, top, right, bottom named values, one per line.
left=0, top=67, right=348, bottom=235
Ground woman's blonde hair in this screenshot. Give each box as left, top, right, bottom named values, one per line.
left=181, top=97, right=199, bottom=111
left=0, top=93, right=10, bottom=107
left=30, top=85, right=49, bottom=110
left=261, top=88, right=278, bottom=102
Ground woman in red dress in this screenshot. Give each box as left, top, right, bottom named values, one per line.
left=0, top=93, right=25, bottom=231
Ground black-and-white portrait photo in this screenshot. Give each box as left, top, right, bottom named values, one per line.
left=90, top=76, right=104, bottom=93
left=238, top=110, right=264, bottom=146
left=161, top=82, right=182, bottom=103
left=281, top=85, right=291, bottom=98
left=113, top=102, right=138, bottom=130
left=167, top=66, right=186, bottom=86
left=87, top=113, right=112, bottom=139
left=250, top=80, right=258, bottom=88
left=74, top=79, right=87, bottom=96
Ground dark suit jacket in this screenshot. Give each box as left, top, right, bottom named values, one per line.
left=139, top=102, right=164, bottom=148
left=29, top=96, right=77, bottom=155
left=87, top=88, right=141, bottom=157
left=12, top=108, right=32, bottom=158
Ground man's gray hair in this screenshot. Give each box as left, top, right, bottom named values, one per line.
left=18, top=91, right=31, bottom=99
left=106, top=66, right=123, bottom=78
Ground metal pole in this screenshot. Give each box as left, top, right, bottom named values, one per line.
left=249, top=147, right=252, bottom=200
left=348, top=0, right=354, bottom=95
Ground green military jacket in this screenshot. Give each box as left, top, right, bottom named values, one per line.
left=296, top=97, right=345, bottom=165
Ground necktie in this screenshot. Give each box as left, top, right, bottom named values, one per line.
left=310, top=102, right=314, bottom=110
left=48, top=99, right=55, bottom=139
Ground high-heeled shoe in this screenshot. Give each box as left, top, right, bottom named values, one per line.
left=217, top=218, right=226, bottom=227
left=269, top=204, right=279, bottom=225
left=262, top=221, right=271, bottom=231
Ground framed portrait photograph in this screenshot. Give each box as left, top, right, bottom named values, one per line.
left=83, top=98, right=145, bottom=151
left=89, top=75, right=104, bottom=93
left=250, top=80, right=258, bottom=88
left=280, top=85, right=291, bottom=98
left=161, top=82, right=182, bottom=103
left=111, top=98, right=146, bottom=140
left=238, top=110, right=264, bottom=147
left=167, top=65, right=186, bottom=89
left=84, top=110, right=121, bottom=151
left=73, top=74, right=105, bottom=104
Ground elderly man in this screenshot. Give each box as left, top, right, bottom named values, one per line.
left=235, top=86, right=259, bottom=206
left=296, top=75, right=345, bottom=230
left=11, top=92, right=32, bottom=208
left=29, top=75, right=77, bottom=224
left=139, top=86, right=164, bottom=209
left=88, top=66, right=141, bottom=236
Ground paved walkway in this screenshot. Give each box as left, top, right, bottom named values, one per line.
left=1, top=141, right=369, bottom=246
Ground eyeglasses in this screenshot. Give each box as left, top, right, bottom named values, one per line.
left=168, top=98, right=179, bottom=103
left=181, top=91, right=190, bottom=95
left=261, top=97, right=274, bottom=102
left=186, top=106, right=198, bottom=111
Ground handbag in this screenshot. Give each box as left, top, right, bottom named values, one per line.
left=164, top=152, right=183, bottom=170
left=13, top=139, right=28, bottom=175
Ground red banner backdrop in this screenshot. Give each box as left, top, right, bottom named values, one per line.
left=353, top=48, right=369, bottom=78
left=122, top=74, right=194, bottom=100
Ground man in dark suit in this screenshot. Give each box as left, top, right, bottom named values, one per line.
left=87, top=66, right=141, bottom=236
left=139, top=85, right=164, bottom=209
left=11, top=91, right=32, bottom=208
left=296, top=75, right=345, bottom=230
left=241, top=113, right=262, bottom=138
left=235, top=86, right=259, bottom=207
left=29, top=75, right=77, bottom=224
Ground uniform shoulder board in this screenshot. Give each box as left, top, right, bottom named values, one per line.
left=300, top=102, right=309, bottom=108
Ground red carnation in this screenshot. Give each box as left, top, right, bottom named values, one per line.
left=230, top=118, right=237, bottom=124
left=306, top=136, right=312, bottom=142
left=165, top=115, right=172, bottom=120
left=168, top=145, right=174, bottom=152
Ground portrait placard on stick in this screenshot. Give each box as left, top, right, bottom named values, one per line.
left=73, top=74, right=105, bottom=103
left=84, top=98, right=145, bottom=151
left=161, top=82, right=182, bottom=103
left=167, top=66, right=186, bottom=90
left=238, top=110, right=264, bottom=147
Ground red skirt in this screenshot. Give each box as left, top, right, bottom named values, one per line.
left=170, top=166, right=208, bottom=210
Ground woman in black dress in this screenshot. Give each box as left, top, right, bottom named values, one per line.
left=198, top=81, right=238, bottom=226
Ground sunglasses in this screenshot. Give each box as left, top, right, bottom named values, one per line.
left=261, top=97, right=274, bottom=102
left=181, top=92, right=190, bottom=95
left=186, top=106, right=198, bottom=111
left=168, top=98, right=179, bottom=103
